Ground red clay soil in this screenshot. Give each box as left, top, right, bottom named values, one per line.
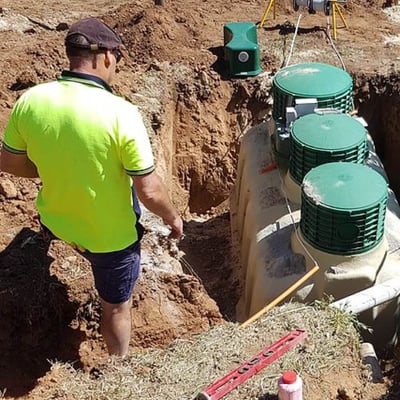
left=1, top=0, right=400, bottom=399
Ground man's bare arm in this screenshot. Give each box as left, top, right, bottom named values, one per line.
left=133, top=171, right=183, bottom=239
left=0, top=148, right=39, bottom=178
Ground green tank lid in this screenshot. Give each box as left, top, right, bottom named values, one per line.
left=289, top=113, right=367, bottom=184
left=272, top=62, right=353, bottom=122
left=300, top=162, right=388, bottom=255
left=274, top=62, right=352, bottom=98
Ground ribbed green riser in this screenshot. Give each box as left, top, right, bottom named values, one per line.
left=300, top=162, right=388, bottom=255
left=271, top=62, right=353, bottom=122
left=289, top=142, right=367, bottom=184
left=301, top=197, right=386, bottom=254
left=272, top=89, right=353, bottom=121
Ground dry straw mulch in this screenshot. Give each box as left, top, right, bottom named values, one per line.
left=30, top=302, right=363, bottom=400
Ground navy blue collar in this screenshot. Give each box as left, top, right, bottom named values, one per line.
left=59, top=70, right=113, bottom=93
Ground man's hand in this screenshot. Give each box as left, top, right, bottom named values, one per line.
left=134, top=172, right=183, bottom=240
left=164, top=215, right=184, bottom=240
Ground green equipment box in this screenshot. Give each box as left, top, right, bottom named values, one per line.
left=223, top=22, right=262, bottom=77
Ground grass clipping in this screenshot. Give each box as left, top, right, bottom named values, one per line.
left=41, top=302, right=361, bottom=400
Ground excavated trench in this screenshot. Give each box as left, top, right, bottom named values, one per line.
left=354, top=74, right=400, bottom=201
left=150, top=70, right=400, bottom=335
left=164, top=70, right=400, bottom=348
left=1, top=68, right=400, bottom=398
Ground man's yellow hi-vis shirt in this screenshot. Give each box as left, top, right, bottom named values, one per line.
left=3, top=71, right=155, bottom=252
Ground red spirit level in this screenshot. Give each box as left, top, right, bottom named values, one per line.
left=195, top=329, right=307, bottom=400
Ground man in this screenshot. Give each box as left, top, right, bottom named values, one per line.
left=0, top=17, right=183, bottom=357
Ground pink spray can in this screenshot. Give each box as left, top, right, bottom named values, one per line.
left=277, top=370, right=303, bottom=400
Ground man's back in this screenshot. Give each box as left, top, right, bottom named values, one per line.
left=3, top=73, right=155, bottom=252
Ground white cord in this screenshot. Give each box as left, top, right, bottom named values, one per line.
left=276, top=165, right=320, bottom=267
left=285, top=13, right=303, bottom=67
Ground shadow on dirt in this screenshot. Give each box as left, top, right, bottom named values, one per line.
left=208, top=45, right=232, bottom=80
left=179, top=212, right=239, bottom=321
left=259, top=394, right=278, bottom=399
left=374, top=356, right=400, bottom=400
left=260, top=22, right=326, bottom=36
left=0, top=227, right=84, bottom=398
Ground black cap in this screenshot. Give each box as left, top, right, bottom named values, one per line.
left=65, top=17, right=122, bottom=51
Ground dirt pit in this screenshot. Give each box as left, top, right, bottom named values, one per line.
left=2, top=0, right=400, bottom=399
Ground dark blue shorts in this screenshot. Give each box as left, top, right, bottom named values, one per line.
left=81, top=241, right=141, bottom=304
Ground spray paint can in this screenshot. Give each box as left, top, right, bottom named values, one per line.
left=278, top=370, right=303, bottom=400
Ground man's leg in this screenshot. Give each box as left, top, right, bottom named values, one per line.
left=100, top=297, right=132, bottom=357
left=83, top=241, right=141, bottom=357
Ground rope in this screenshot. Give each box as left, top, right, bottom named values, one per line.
left=324, top=15, right=347, bottom=71
left=324, top=15, right=356, bottom=111
left=284, top=11, right=347, bottom=75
